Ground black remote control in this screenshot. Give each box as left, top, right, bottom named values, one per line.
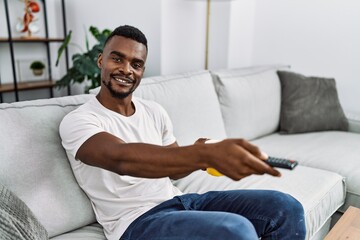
left=265, top=157, right=298, bottom=170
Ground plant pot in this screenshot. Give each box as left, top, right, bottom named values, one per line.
left=32, top=69, right=44, bottom=76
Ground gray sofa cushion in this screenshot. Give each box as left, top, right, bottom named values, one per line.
left=212, top=65, right=289, bottom=140
left=0, top=94, right=96, bottom=237
left=277, top=71, right=348, bottom=134
left=0, top=184, right=48, bottom=240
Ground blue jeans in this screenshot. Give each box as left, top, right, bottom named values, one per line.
left=121, top=190, right=306, bottom=240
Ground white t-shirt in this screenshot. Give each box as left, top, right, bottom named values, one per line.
left=59, top=96, right=183, bottom=240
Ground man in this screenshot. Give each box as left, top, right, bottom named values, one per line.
left=60, top=25, right=306, bottom=240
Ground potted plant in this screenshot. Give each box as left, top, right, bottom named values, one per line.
left=55, top=26, right=111, bottom=93
left=29, top=60, right=45, bottom=76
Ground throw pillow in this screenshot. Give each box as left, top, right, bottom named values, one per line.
left=0, top=184, right=48, bottom=240
left=277, top=71, right=348, bottom=134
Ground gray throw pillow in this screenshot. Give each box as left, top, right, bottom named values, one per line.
left=277, top=71, right=348, bottom=134
left=0, top=184, right=48, bottom=240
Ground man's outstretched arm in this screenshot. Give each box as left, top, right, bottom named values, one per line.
left=76, top=132, right=280, bottom=181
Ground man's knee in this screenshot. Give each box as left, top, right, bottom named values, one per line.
left=214, top=214, right=258, bottom=240
left=266, top=191, right=306, bottom=237
left=268, top=191, right=304, bottom=217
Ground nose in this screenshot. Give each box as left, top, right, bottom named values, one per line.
left=120, top=62, right=132, bottom=76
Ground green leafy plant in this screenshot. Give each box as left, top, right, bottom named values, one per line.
left=55, top=26, right=111, bottom=93
left=30, top=60, right=45, bottom=70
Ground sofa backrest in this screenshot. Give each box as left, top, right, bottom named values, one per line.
left=0, top=94, right=96, bottom=237
left=211, top=65, right=290, bottom=140
left=134, top=70, right=227, bottom=146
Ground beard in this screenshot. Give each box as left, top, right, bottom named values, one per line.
left=102, top=79, right=136, bottom=99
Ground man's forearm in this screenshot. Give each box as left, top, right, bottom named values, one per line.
left=76, top=132, right=208, bottom=178
left=108, top=143, right=208, bottom=178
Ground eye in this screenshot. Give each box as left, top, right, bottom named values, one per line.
left=112, top=57, right=122, bottom=63
left=132, top=62, right=143, bottom=70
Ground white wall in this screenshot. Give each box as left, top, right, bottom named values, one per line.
left=161, top=0, right=206, bottom=74
left=228, top=0, right=256, bottom=68
left=1, top=0, right=359, bottom=114
left=161, top=0, right=240, bottom=72
left=248, top=0, right=360, bottom=113
left=207, top=1, right=231, bottom=70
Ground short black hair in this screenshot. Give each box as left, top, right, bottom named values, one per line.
left=104, top=25, right=148, bottom=51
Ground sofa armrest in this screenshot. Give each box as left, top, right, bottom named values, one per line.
left=346, top=112, right=360, bottom=134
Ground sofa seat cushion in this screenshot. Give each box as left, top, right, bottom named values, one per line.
left=50, top=223, right=105, bottom=240
left=173, top=166, right=345, bottom=240
left=0, top=94, right=96, bottom=237
left=252, top=131, right=360, bottom=212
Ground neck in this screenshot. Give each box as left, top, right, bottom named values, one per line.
left=96, top=92, right=135, bottom=117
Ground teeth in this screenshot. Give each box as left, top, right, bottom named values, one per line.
left=114, top=77, right=132, bottom=84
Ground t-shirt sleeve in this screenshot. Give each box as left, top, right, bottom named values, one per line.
left=157, top=104, right=177, bottom=146
left=59, top=110, right=104, bottom=159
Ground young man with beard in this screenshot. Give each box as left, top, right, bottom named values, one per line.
left=59, top=25, right=306, bottom=240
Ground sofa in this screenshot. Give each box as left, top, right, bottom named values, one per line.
left=1, top=64, right=359, bottom=239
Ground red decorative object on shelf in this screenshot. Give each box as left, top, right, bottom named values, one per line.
left=15, top=0, right=41, bottom=38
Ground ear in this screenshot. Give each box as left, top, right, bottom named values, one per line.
left=97, top=53, right=103, bottom=68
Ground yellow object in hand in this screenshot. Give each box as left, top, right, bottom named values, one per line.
left=204, top=139, right=223, bottom=176
left=206, top=168, right=223, bottom=176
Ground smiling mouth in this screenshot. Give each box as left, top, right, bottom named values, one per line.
left=113, top=76, right=134, bottom=86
